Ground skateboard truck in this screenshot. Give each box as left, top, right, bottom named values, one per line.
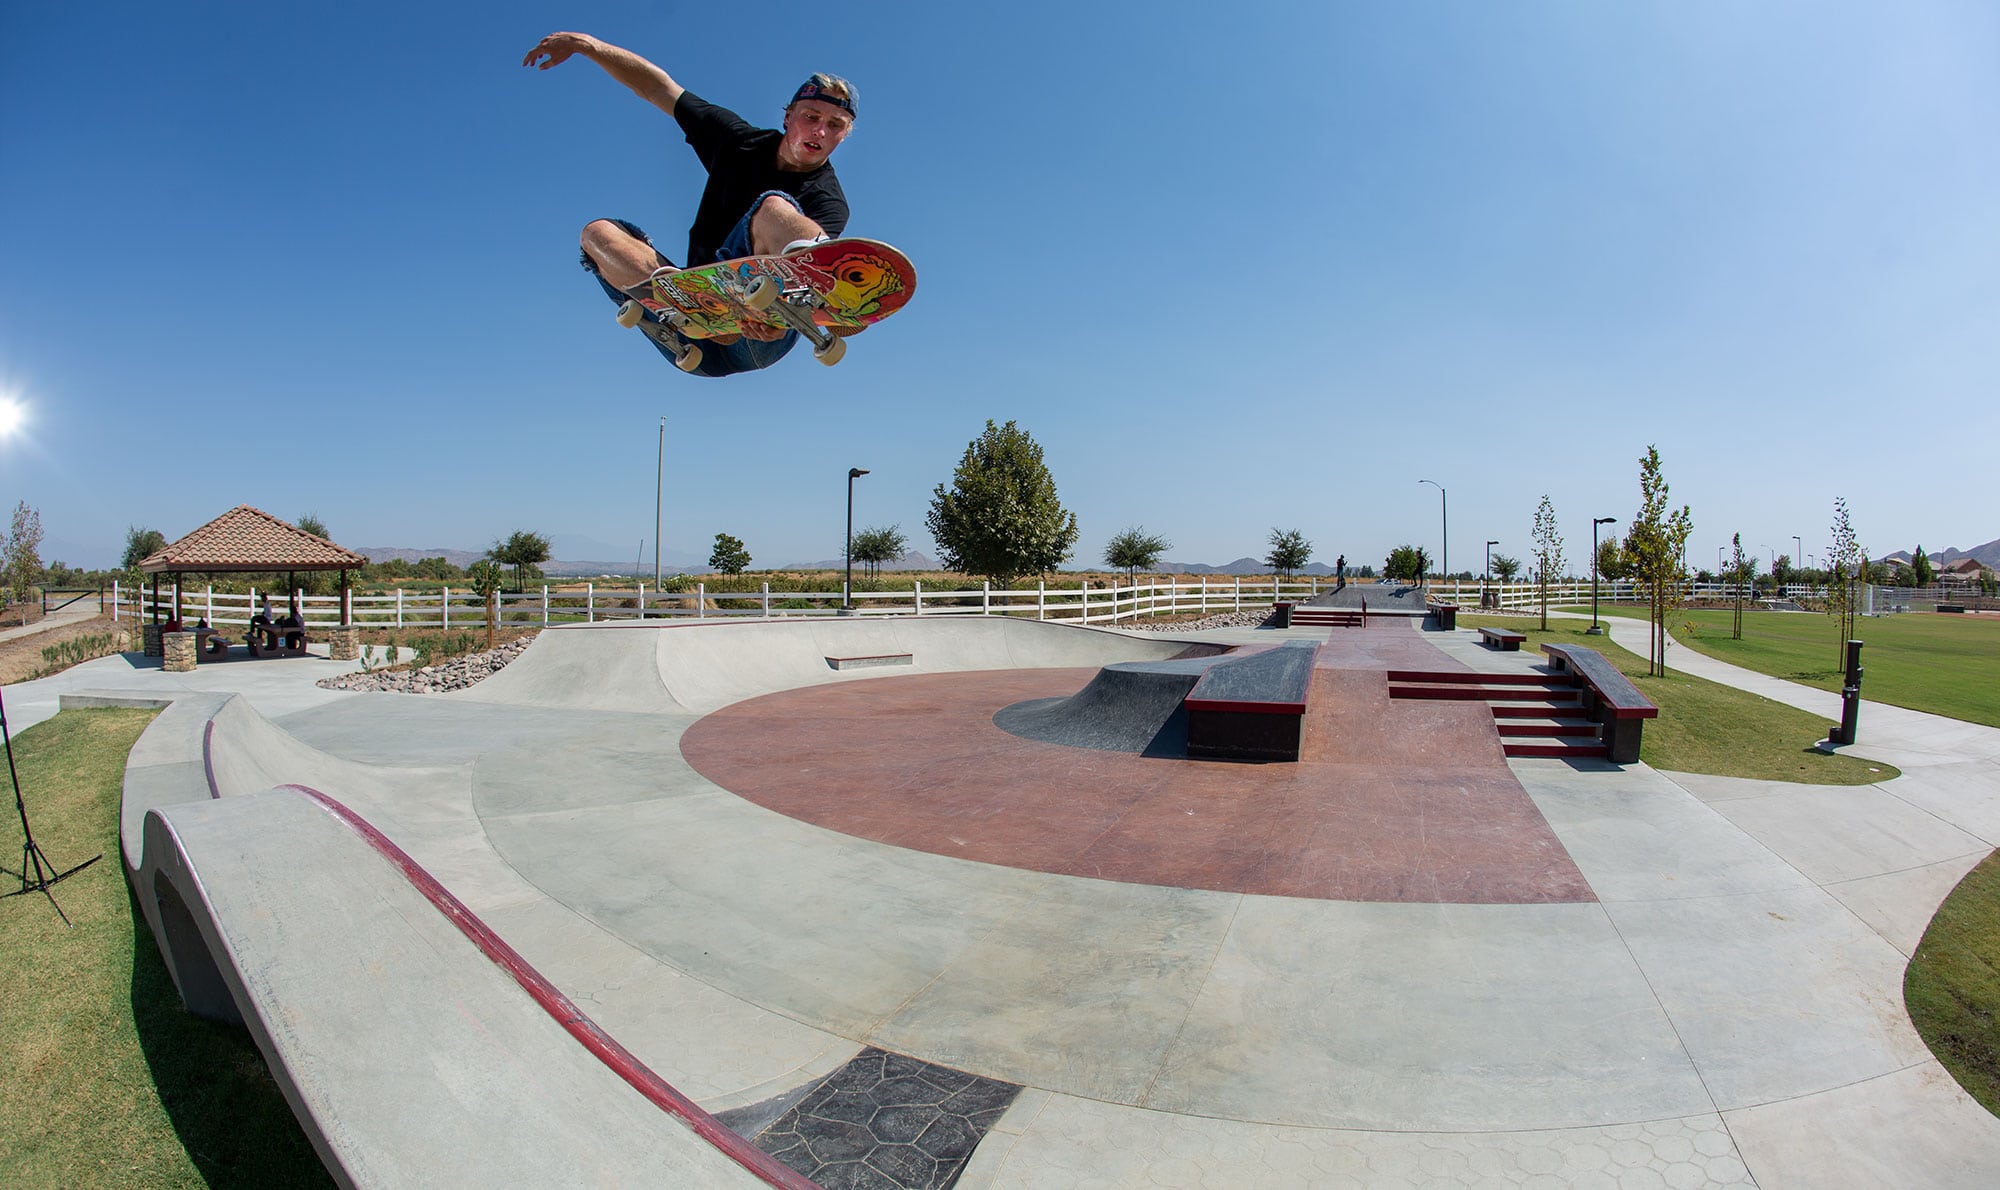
left=616, top=298, right=704, bottom=372
left=743, top=276, right=847, bottom=366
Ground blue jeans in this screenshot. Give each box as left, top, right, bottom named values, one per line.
left=582, top=205, right=800, bottom=377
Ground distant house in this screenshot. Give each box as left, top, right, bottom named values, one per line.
left=1938, top=557, right=1986, bottom=586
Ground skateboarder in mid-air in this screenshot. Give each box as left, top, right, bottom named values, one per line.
left=524, top=31, right=858, bottom=377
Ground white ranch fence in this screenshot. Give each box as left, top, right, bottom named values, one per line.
left=116, top=576, right=1954, bottom=631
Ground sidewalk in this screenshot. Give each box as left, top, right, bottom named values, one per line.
left=0, top=598, right=104, bottom=645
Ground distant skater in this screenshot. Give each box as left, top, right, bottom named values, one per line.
left=523, top=31, right=858, bottom=377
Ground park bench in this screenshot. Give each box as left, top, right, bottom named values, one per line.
left=1183, top=640, right=1318, bottom=762
left=1477, top=626, right=1526, bottom=651
left=1539, top=643, right=1658, bottom=763
left=1936, top=604, right=1966, bottom=614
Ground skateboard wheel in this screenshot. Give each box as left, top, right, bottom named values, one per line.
left=743, top=275, right=780, bottom=312
left=616, top=300, right=645, bottom=329
left=814, top=335, right=847, bottom=366
left=677, top=345, right=703, bottom=372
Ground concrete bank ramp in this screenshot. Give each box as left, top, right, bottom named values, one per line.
left=120, top=693, right=801, bottom=1188
left=457, top=616, right=1208, bottom=715
left=138, top=790, right=783, bottom=1188
left=994, top=652, right=1233, bottom=754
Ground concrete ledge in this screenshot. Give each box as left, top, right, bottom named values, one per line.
left=61, top=692, right=176, bottom=711
left=825, top=652, right=913, bottom=671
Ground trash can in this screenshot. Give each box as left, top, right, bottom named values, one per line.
left=1272, top=601, right=1293, bottom=628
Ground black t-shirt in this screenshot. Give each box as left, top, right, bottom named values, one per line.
left=674, top=92, right=849, bottom=266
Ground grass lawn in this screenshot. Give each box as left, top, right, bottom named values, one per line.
left=1592, top=604, right=2000, bottom=728
left=1907, top=850, right=2000, bottom=1117
left=1460, top=615, right=1897, bottom=785
left=0, top=709, right=331, bottom=1190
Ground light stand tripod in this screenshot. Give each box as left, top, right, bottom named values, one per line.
left=1, top=685, right=100, bottom=926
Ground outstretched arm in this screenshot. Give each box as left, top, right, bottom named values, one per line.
left=523, top=32, right=684, bottom=116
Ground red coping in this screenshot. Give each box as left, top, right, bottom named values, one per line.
left=681, top=620, right=1593, bottom=905
left=269, top=783, right=818, bottom=1190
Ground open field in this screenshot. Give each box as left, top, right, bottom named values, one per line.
left=1591, top=605, right=2000, bottom=728
left=1460, top=614, right=1897, bottom=784
left=0, top=710, right=330, bottom=1190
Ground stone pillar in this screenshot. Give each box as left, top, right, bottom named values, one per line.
left=328, top=625, right=361, bottom=662
left=162, top=631, right=197, bottom=673
left=143, top=623, right=165, bottom=657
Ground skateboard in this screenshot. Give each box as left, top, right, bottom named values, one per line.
left=615, top=237, right=916, bottom=371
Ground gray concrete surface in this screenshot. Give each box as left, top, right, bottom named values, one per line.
left=43, top=613, right=2000, bottom=1186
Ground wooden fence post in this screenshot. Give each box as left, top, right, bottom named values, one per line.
left=914, top=580, right=923, bottom=616
left=762, top=582, right=771, bottom=618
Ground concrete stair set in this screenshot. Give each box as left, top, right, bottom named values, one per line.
left=1385, top=669, right=1609, bottom=761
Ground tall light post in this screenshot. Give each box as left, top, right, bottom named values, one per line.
left=1761, top=545, right=1774, bottom=596
left=1792, top=535, right=1803, bottom=595
left=1419, top=479, right=1447, bottom=589
left=1589, top=517, right=1618, bottom=635
left=843, top=467, right=870, bottom=614
left=1484, top=539, right=1498, bottom=608
left=654, top=417, right=665, bottom=590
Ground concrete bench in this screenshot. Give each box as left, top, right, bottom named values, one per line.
left=1183, top=640, right=1318, bottom=762
left=1478, top=626, right=1527, bottom=651
left=1540, top=644, right=1658, bottom=763
left=1428, top=603, right=1459, bottom=630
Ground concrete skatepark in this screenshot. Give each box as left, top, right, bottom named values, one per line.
left=18, top=608, right=2000, bottom=1187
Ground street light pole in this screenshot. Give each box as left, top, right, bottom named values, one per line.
left=1419, top=479, right=1447, bottom=590
left=1792, top=535, right=1803, bottom=596
left=1589, top=517, right=1618, bottom=635
left=655, top=417, right=665, bottom=590
left=843, top=467, right=870, bottom=614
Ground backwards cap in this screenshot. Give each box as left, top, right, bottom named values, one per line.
left=790, top=73, right=857, bottom=118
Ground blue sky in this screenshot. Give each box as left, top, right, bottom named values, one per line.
left=3, top=2, right=1995, bottom=574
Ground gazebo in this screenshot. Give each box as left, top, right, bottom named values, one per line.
left=139, top=505, right=367, bottom=661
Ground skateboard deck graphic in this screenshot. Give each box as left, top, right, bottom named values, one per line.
left=616, top=237, right=916, bottom=369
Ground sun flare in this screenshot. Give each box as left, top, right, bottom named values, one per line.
left=0, top=397, right=22, bottom=438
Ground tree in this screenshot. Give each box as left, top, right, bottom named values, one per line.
left=1529, top=495, right=1565, bottom=630
left=849, top=524, right=908, bottom=581
left=1104, top=526, right=1170, bottom=585
left=467, top=560, right=505, bottom=649
left=1491, top=554, right=1521, bottom=582
left=293, top=511, right=335, bottom=595
left=1911, top=545, right=1934, bottom=588
left=123, top=525, right=168, bottom=573
left=1595, top=536, right=1628, bottom=582
left=926, top=419, right=1079, bottom=587
left=489, top=530, right=551, bottom=591
left=1383, top=544, right=1428, bottom=584
left=5, top=501, right=43, bottom=605
left=1621, top=445, right=1693, bottom=678
left=1266, top=528, right=1312, bottom=580
left=1826, top=498, right=1864, bottom=669
left=709, top=532, right=751, bottom=575
left=1728, top=533, right=1755, bottom=641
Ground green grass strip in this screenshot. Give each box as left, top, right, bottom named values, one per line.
left=0, top=709, right=331, bottom=1189
left=1460, top=615, right=1897, bottom=785
left=1907, top=850, right=2000, bottom=1117
left=1592, top=605, right=2000, bottom=728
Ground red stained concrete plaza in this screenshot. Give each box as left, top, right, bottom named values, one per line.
left=681, top=619, right=1594, bottom=904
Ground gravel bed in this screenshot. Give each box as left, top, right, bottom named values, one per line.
left=318, top=637, right=533, bottom=694
left=1112, top=610, right=1274, bottom=633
